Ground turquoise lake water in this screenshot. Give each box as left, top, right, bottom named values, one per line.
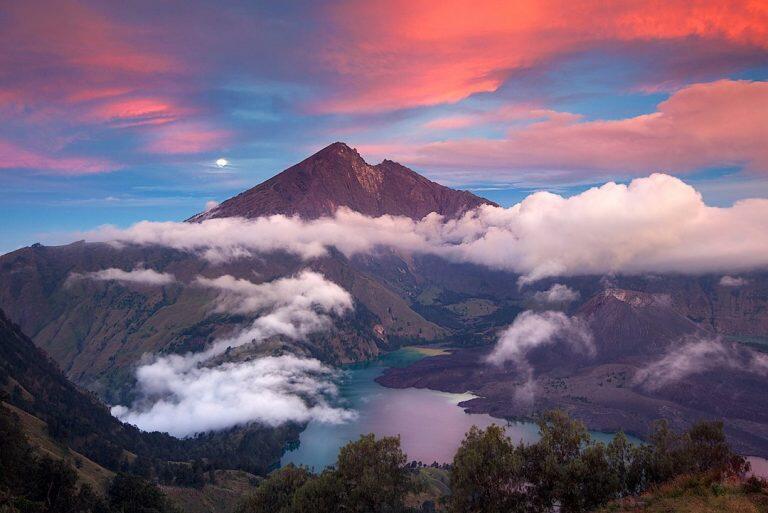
left=281, top=347, right=639, bottom=470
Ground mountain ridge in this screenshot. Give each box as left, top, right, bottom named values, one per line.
left=189, top=142, right=496, bottom=221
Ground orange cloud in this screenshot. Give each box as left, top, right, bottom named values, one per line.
left=361, top=80, right=768, bottom=181
left=87, top=98, right=182, bottom=127
left=318, top=0, right=768, bottom=112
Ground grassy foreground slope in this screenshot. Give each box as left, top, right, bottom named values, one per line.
left=596, top=474, right=768, bottom=513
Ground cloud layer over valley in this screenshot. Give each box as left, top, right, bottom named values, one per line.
left=486, top=310, right=594, bottom=401
left=111, top=271, right=356, bottom=437
left=634, top=337, right=768, bottom=390
left=76, top=174, right=768, bottom=432
left=86, top=174, right=768, bottom=284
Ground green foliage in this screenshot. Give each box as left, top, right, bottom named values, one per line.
left=108, top=473, right=180, bottom=513
left=0, top=407, right=31, bottom=495
left=233, top=413, right=747, bottom=513
left=449, top=425, right=525, bottom=513
left=448, top=411, right=747, bottom=513
left=0, top=407, right=178, bottom=513
left=235, top=465, right=313, bottom=513
left=237, top=434, right=414, bottom=513
left=291, top=471, right=342, bottom=513
left=524, top=411, right=594, bottom=512
left=742, top=476, right=767, bottom=494
left=335, top=433, right=411, bottom=512
left=594, top=472, right=768, bottom=513
left=630, top=419, right=748, bottom=489
left=1, top=406, right=107, bottom=513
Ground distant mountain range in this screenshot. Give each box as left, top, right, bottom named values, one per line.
left=1, top=142, right=768, bottom=472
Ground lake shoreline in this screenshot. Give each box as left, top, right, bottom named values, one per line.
left=375, top=345, right=768, bottom=459
left=281, top=347, right=638, bottom=470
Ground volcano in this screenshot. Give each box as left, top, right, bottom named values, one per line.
left=189, top=142, right=495, bottom=221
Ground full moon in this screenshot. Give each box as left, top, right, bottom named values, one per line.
left=215, top=158, right=229, bottom=168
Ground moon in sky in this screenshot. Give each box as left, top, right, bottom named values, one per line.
left=215, top=158, right=229, bottom=168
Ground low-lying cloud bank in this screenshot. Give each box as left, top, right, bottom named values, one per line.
left=486, top=310, right=593, bottom=401
left=85, top=174, right=768, bottom=284
left=634, top=338, right=768, bottom=390
left=68, top=267, right=176, bottom=286
left=191, top=271, right=353, bottom=362
left=486, top=311, right=594, bottom=367
left=111, top=271, right=356, bottom=437
left=112, top=355, right=355, bottom=436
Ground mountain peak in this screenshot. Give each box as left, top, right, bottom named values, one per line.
left=307, top=142, right=365, bottom=164
left=600, top=288, right=664, bottom=308
left=190, top=143, right=496, bottom=221
left=317, top=141, right=357, bottom=155
left=576, top=288, right=704, bottom=360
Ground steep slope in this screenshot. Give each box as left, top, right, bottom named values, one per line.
left=0, top=308, right=299, bottom=477
left=0, top=241, right=446, bottom=401
left=189, top=142, right=495, bottom=221
left=0, top=306, right=148, bottom=465
left=577, top=289, right=707, bottom=361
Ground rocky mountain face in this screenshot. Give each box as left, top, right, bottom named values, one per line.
left=189, top=142, right=494, bottom=221
left=577, top=289, right=707, bottom=361
left=603, top=273, right=768, bottom=339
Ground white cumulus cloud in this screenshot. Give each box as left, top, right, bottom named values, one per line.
left=487, top=310, right=594, bottom=367
left=486, top=310, right=593, bottom=402
left=111, top=355, right=355, bottom=436
left=83, top=174, right=768, bottom=283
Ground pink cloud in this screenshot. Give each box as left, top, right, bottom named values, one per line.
left=0, top=1, right=217, bottom=172
left=0, top=1, right=176, bottom=109
left=316, top=0, right=768, bottom=112
left=363, top=80, right=768, bottom=181
left=87, top=98, right=182, bottom=127
left=145, top=123, right=232, bottom=155
left=422, top=107, right=564, bottom=131
left=2, top=1, right=173, bottom=71
left=0, top=139, right=114, bottom=175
